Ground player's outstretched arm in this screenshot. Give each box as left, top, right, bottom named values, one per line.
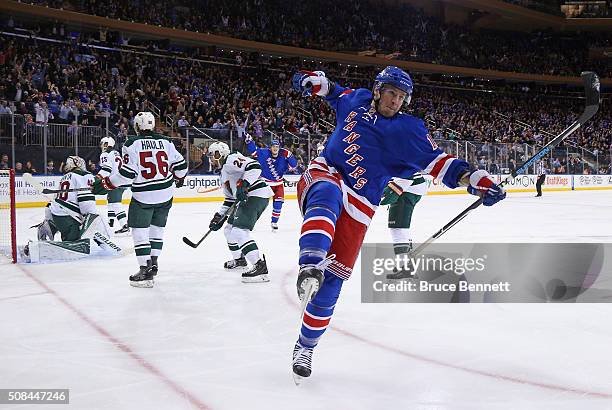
left=459, top=169, right=506, bottom=206
left=244, top=133, right=258, bottom=155
left=292, top=70, right=334, bottom=97
left=408, top=120, right=504, bottom=206
left=92, top=145, right=135, bottom=195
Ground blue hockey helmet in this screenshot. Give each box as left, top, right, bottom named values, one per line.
left=271, top=139, right=280, bottom=147
left=374, top=66, right=413, bottom=106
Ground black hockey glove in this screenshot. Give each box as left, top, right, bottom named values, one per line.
left=175, top=176, right=185, bottom=188
left=209, top=212, right=228, bottom=231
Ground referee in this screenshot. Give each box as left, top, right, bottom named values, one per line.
left=535, top=161, right=547, bottom=197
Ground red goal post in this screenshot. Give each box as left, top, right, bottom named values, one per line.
left=0, top=169, right=17, bottom=263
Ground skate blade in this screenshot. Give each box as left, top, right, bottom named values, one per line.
left=130, top=279, right=154, bottom=288
left=292, top=372, right=304, bottom=386
left=241, top=274, right=270, bottom=283
left=224, top=266, right=249, bottom=272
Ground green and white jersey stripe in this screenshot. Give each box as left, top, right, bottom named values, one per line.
left=50, top=170, right=97, bottom=222
left=108, top=133, right=188, bottom=204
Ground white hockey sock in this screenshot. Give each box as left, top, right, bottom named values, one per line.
left=390, top=228, right=413, bottom=255
left=149, top=225, right=164, bottom=257
left=231, top=227, right=260, bottom=264
left=224, top=224, right=242, bottom=259
left=132, top=227, right=151, bottom=266
left=108, top=202, right=127, bottom=226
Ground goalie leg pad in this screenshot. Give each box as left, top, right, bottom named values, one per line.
left=79, top=213, right=121, bottom=256
left=25, top=239, right=91, bottom=263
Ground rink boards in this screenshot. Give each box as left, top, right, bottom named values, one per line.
left=9, top=174, right=612, bottom=208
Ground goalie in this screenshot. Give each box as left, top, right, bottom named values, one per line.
left=25, top=156, right=122, bottom=263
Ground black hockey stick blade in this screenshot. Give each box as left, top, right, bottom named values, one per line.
left=183, top=203, right=238, bottom=248
left=182, top=236, right=201, bottom=248
left=182, top=229, right=214, bottom=248
left=410, top=71, right=601, bottom=255
left=42, top=187, right=91, bottom=194
left=577, top=71, right=600, bottom=125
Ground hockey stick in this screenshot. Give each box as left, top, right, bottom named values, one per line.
left=22, top=172, right=45, bottom=193
left=42, top=187, right=91, bottom=194
left=23, top=173, right=88, bottom=194
left=182, top=202, right=238, bottom=248
left=410, top=71, right=600, bottom=258
left=23, top=173, right=93, bottom=194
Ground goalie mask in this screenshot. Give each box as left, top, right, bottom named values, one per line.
left=63, top=156, right=87, bottom=173
left=134, top=111, right=155, bottom=134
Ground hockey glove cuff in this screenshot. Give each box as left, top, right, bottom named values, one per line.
left=467, top=170, right=506, bottom=206
left=380, top=181, right=403, bottom=205
left=292, top=70, right=332, bottom=97
left=209, top=212, right=228, bottom=231
left=91, top=176, right=115, bottom=195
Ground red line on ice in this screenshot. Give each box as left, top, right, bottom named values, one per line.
left=281, top=269, right=612, bottom=399
left=0, top=291, right=49, bottom=301
left=17, top=265, right=212, bottom=410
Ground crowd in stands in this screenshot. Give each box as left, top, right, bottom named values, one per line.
left=502, top=0, right=566, bottom=17
left=0, top=20, right=610, bottom=175
left=30, top=0, right=612, bottom=77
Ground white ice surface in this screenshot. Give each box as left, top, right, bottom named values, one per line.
left=2, top=190, right=612, bottom=409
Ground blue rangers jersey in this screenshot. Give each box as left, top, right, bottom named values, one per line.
left=246, top=140, right=298, bottom=186
left=321, top=84, right=469, bottom=206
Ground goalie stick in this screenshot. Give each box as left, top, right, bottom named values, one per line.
left=22, top=173, right=90, bottom=194
left=182, top=202, right=238, bottom=248
left=410, top=71, right=600, bottom=258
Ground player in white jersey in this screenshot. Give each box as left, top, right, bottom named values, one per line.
left=98, top=136, right=128, bottom=234
left=208, top=142, right=273, bottom=283
left=92, top=112, right=188, bottom=287
left=25, top=156, right=120, bottom=263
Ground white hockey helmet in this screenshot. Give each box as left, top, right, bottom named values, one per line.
left=208, top=141, right=230, bottom=160
left=134, top=111, right=155, bottom=134
left=63, top=155, right=87, bottom=173
left=100, top=136, right=116, bottom=149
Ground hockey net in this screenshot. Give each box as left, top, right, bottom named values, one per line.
left=0, top=169, right=17, bottom=263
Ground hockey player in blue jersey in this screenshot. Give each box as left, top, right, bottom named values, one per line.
left=290, top=66, right=506, bottom=383
left=245, top=135, right=297, bottom=230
